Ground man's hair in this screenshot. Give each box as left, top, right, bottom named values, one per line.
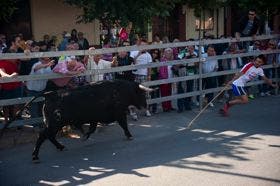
left=7, top=34, right=19, bottom=47
left=256, top=54, right=266, bottom=64
left=207, top=45, right=215, bottom=50
left=248, top=9, right=256, bottom=13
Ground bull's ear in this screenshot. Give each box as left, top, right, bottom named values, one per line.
left=139, top=84, right=154, bottom=92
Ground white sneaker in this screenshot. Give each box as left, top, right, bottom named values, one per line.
left=224, top=93, right=230, bottom=99
left=194, top=101, right=199, bottom=106
left=145, top=110, right=151, bottom=117
left=265, top=92, right=271, bottom=96
left=130, top=113, right=138, bottom=121
left=209, top=102, right=214, bottom=107
left=260, top=92, right=265, bottom=97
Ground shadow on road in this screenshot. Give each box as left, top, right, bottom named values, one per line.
left=0, top=96, right=279, bottom=185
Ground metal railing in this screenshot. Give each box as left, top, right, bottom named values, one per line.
left=0, top=34, right=279, bottom=128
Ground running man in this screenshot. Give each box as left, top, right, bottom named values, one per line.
left=220, top=54, right=278, bottom=116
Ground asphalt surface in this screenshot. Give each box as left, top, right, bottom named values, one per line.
left=0, top=95, right=280, bottom=186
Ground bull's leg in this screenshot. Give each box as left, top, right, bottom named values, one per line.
left=32, top=128, right=48, bottom=162
left=47, top=126, right=65, bottom=151
left=117, top=116, right=133, bottom=140
left=82, top=122, right=97, bottom=140
left=72, top=123, right=86, bottom=136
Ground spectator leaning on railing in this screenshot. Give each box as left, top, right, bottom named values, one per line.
left=26, top=57, right=55, bottom=118
left=85, top=47, right=118, bottom=83
left=49, top=57, right=85, bottom=90
left=0, top=54, right=21, bottom=125
left=202, top=45, right=218, bottom=107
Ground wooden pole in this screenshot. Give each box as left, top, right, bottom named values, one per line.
left=187, top=85, right=228, bottom=129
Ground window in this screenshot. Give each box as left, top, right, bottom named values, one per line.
left=195, top=10, right=214, bottom=30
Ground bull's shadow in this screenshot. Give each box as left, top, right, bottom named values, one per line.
left=0, top=96, right=279, bottom=185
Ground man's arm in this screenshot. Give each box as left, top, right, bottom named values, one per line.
left=235, top=32, right=241, bottom=41
left=111, top=56, right=118, bottom=67
left=261, top=75, right=277, bottom=88
left=34, top=60, right=55, bottom=72
left=227, top=72, right=243, bottom=86
left=0, top=68, right=18, bottom=78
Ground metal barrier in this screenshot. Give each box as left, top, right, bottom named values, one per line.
left=0, top=35, right=279, bottom=128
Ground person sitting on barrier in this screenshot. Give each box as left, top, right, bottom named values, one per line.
left=26, top=57, right=54, bottom=118
left=220, top=54, right=278, bottom=116
left=235, top=9, right=261, bottom=51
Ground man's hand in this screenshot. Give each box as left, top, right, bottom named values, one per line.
left=112, top=56, right=118, bottom=66
left=47, top=60, right=55, bottom=67
left=235, top=32, right=241, bottom=42
left=9, top=72, right=18, bottom=78
left=271, top=83, right=278, bottom=89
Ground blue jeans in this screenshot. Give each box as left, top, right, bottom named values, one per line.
left=177, top=81, right=190, bottom=111
left=203, top=77, right=217, bottom=102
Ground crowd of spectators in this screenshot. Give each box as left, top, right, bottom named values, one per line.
left=0, top=9, right=279, bottom=125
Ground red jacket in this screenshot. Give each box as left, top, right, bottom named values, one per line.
left=0, top=60, right=21, bottom=90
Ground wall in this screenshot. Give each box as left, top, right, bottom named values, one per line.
left=186, top=7, right=224, bottom=39
left=30, top=0, right=100, bottom=45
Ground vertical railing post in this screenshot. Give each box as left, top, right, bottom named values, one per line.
left=198, top=10, right=203, bottom=111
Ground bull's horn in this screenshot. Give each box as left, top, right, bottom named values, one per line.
left=139, top=84, right=154, bottom=92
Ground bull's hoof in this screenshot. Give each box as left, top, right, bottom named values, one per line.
left=81, top=135, right=90, bottom=141
left=126, top=136, right=133, bottom=140
left=32, top=156, right=40, bottom=164
left=57, top=145, right=66, bottom=151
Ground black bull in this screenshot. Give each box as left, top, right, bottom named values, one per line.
left=19, top=80, right=152, bottom=162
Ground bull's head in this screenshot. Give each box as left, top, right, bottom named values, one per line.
left=133, top=84, right=154, bottom=109
left=139, top=84, right=154, bottom=92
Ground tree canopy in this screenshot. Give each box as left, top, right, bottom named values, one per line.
left=63, top=0, right=181, bottom=26
left=1, top=0, right=279, bottom=25
left=0, top=0, right=17, bottom=22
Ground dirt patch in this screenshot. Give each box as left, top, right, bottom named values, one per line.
left=0, top=126, right=84, bottom=150
left=0, top=126, right=38, bottom=149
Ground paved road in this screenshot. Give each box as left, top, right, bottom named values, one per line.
left=0, top=96, right=280, bottom=186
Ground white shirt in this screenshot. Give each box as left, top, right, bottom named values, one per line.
left=87, top=57, right=111, bottom=82
left=202, top=53, right=218, bottom=73
left=130, top=50, right=140, bottom=59
left=233, top=62, right=264, bottom=86
left=131, top=52, right=152, bottom=76
left=26, top=61, right=52, bottom=91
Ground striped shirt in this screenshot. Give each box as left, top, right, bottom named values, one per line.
left=233, top=62, right=264, bottom=86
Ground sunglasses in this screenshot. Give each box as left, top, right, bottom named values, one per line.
left=248, top=13, right=255, bottom=16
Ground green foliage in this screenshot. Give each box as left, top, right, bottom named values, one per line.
left=179, top=0, right=226, bottom=17
left=0, top=0, right=18, bottom=22
left=63, top=0, right=180, bottom=27
left=233, top=0, right=280, bottom=13
left=227, top=0, right=280, bottom=22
